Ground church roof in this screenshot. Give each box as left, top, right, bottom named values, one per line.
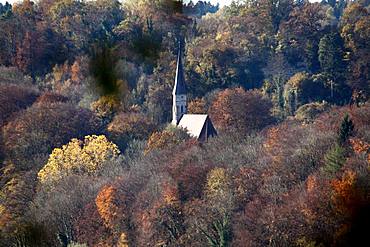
left=178, top=114, right=217, bottom=141
left=173, top=47, right=187, bottom=95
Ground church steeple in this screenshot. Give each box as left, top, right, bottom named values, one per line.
left=172, top=44, right=187, bottom=125
left=173, top=45, right=187, bottom=95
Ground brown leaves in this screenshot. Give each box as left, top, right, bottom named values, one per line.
left=188, top=98, right=207, bottom=114
left=74, top=202, right=113, bottom=247
left=107, top=112, right=156, bottom=149
left=0, top=84, right=38, bottom=127
left=210, top=88, right=275, bottom=135
left=145, top=126, right=191, bottom=154
left=3, top=103, right=102, bottom=171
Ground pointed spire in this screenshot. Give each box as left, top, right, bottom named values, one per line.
left=173, top=42, right=186, bottom=95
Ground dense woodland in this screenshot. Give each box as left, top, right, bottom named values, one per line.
left=0, top=0, right=369, bottom=246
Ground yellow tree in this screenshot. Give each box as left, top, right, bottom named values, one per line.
left=90, top=95, right=123, bottom=121
left=38, top=135, right=120, bottom=184
left=200, top=167, right=234, bottom=247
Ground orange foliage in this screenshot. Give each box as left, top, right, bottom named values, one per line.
left=95, top=184, right=127, bottom=231
left=331, top=170, right=358, bottom=216
left=349, top=138, right=370, bottom=154
left=96, top=185, right=118, bottom=229
left=306, top=175, right=318, bottom=195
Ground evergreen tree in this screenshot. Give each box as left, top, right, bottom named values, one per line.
left=338, top=114, right=354, bottom=145
left=323, top=144, right=346, bottom=175
left=318, top=32, right=346, bottom=79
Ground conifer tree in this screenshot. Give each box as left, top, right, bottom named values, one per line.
left=323, top=144, right=346, bottom=175
left=338, top=114, right=354, bottom=145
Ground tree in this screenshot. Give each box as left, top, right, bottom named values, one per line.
left=283, top=72, right=330, bottom=115
left=3, top=103, right=102, bottom=171
left=38, top=135, right=120, bottom=184
left=47, top=0, right=123, bottom=54
left=338, top=114, right=354, bottom=145
left=34, top=92, right=68, bottom=105
left=263, top=52, right=296, bottom=118
left=210, top=88, right=275, bottom=134
left=145, top=182, right=185, bottom=246
left=145, top=125, right=191, bottom=154
left=188, top=97, right=207, bottom=114
left=185, top=167, right=234, bottom=247
left=31, top=175, right=105, bottom=246
left=295, top=101, right=330, bottom=123
left=74, top=202, right=113, bottom=246
left=318, top=32, right=346, bottom=78
left=0, top=66, right=32, bottom=85
left=279, top=2, right=329, bottom=72
left=107, top=112, right=156, bottom=151
left=0, top=84, right=38, bottom=127
left=0, top=171, right=39, bottom=244
left=340, top=2, right=370, bottom=99
left=323, top=145, right=346, bottom=175
left=90, top=95, right=123, bottom=123
left=331, top=170, right=357, bottom=216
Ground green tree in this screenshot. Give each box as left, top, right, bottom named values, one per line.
left=338, top=114, right=354, bottom=145
left=283, top=72, right=332, bottom=115
left=318, top=32, right=346, bottom=79
left=323, top=144, right=346, bottom=175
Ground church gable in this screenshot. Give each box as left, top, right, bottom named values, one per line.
left=178, top=114, right=217, bottom=141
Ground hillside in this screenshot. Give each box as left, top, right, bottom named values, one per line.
left=0, top=0, right=369, bottom=246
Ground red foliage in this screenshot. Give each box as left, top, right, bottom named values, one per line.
left=209, top=88, right=275, bottom=134
left=74, top=202, right=114, bottom=247
left=233, top=167, right=261, bottom=209
left=314, top=103, right=370, bottom=133
left=0, top=84, right=38, bottom=127
left=34, top=92, right=68, bottom=105
left=158, top=139, right=211, bottom=201
left=2, top=103, right=101, bottom=171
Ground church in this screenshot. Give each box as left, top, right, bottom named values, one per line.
left=171, top=47, right=217, bottom=142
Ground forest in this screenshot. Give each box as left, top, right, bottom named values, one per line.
left=0, top=0, right=369, bottom=246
